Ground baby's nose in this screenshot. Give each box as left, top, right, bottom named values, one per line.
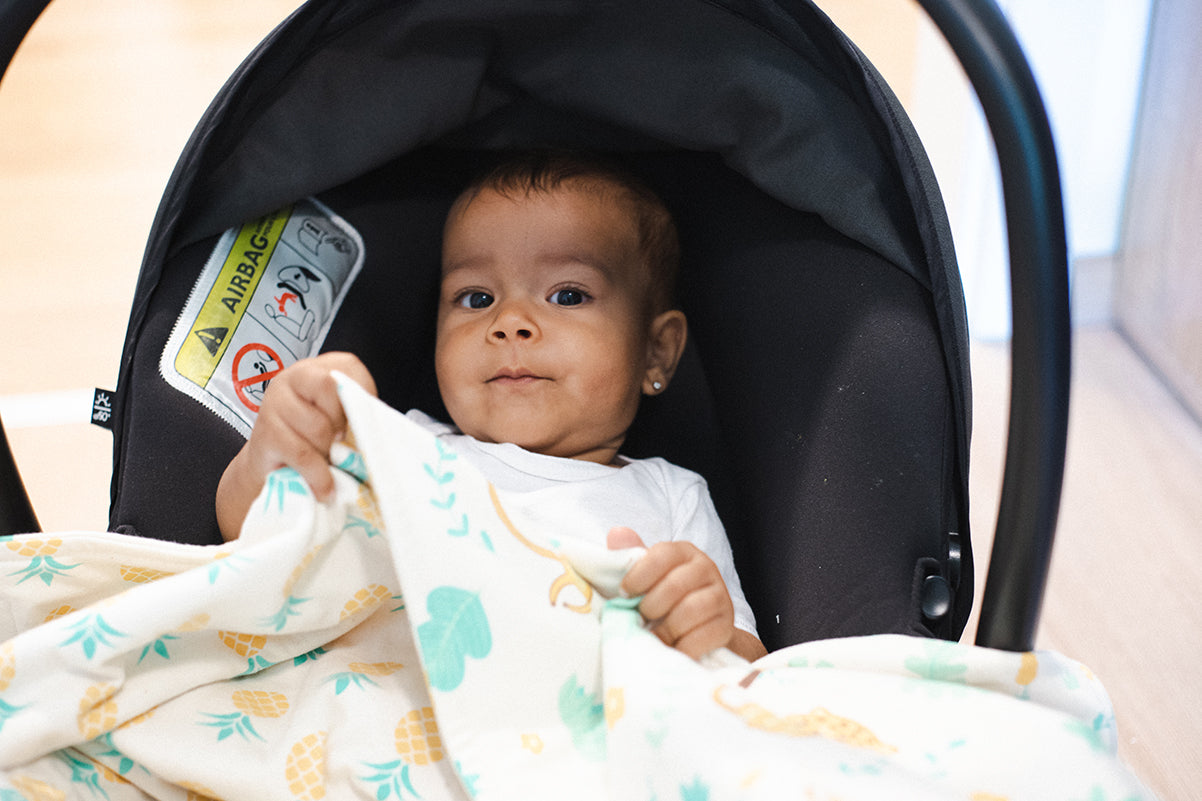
left=489, top=302, right=538, bottom=341
left=491, top=326, right=533, bottom=340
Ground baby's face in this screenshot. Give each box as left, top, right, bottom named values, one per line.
left=435, top=183, right=654, bottom=464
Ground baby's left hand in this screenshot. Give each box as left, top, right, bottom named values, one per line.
left=607, top=527, right=738, bottom=660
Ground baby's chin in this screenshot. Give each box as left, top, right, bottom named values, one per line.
left=460, top=421, right=627, bottom=465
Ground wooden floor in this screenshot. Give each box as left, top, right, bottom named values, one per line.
left=1, top=3, right=1198, bottom=799
left=967, top=335, right=1202, bottom=801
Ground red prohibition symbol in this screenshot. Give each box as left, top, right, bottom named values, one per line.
left=232, top=343, right=284, bottom=413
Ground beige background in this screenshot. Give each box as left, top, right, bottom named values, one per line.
left=1, top=2, right=1198, bottom=798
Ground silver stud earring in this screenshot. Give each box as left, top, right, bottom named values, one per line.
left=652, top=381, right=663, bottom=392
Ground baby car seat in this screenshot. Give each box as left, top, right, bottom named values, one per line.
left=0, top=0, right=1069, bottom=654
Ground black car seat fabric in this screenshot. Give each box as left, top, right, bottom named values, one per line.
left=106, top=0, right=972, bottom=650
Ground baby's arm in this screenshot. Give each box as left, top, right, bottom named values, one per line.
left=216, top=352, right=377, bottom=542
left=607, top=528, right=767, bottom=662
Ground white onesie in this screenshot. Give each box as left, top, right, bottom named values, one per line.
left=406, top=410, right=758, bottom=637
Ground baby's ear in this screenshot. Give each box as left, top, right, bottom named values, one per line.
left=643, top=309, right=688, bottom=395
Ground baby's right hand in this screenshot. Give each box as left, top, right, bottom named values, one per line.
left=243, top=352, right=377, bottom=500
left=216, top=352, right=377, bottom=540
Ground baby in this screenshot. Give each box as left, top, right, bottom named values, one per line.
left=216, top=152, right=766, bottom=662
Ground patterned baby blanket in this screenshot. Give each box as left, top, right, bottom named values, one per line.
left=0, top=377, right=1157, bottom=800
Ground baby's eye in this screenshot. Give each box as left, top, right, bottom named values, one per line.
left=457, top=291, right=494, bottom=309
left=548, top=288, right=589, bottom=306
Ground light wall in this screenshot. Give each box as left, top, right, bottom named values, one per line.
left=1114, top=0, right=1202, bottom=423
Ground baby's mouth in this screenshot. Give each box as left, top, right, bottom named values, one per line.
left=488, top=368, right=546, bottom=384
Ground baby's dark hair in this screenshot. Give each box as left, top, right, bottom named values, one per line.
left=455, top=151, right=681, bottom=314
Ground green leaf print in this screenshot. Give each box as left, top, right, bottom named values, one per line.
left=335, top=448, right=369, bottom=483
left=422, top=441, right=493, bottom=551
left=345, top=514, right=382, bottom=538
left=680, top=776, right=710, bottom=801
left=260, top=595, right=312, bottom=631
left=54, top=750, right=108, bottom=799
left=903, top=640, right=969, bottom=685
left=207, top=552, right=251, bottom=585
left=9, top=554, right=79, bottom=587
left=294, top=646, right=328, bottom=666
left=425, top=443, right=458, bottom=512
left=447, top=513, right=470, bottom=538
left=324, top=671, right=381, bottom=694
left=360, top=759, right=421, bottom=799
left=0, top=698, right=27, bottom=735
left=1064, top=717, right=1109, bottom=753
left=424, top=463, right=456, bottom=485
left=200, top=711, right=265, bottom=742
left=558, top=675, right=606, bottom=761
left=417, top=586, right=491, bottom=692
left=263, top=468, right=310, bottom=513
left=429, top=493, right=457, bottom=511
left=60, top=614, right=128, bottom=660
left=91, top=733, right=140, bottom=778
left=138, top=634, right=180, bottom=663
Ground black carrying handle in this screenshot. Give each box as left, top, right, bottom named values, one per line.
left=916, top=0, right=1072, bottom=652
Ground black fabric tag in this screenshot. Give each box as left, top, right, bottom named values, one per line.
left=91, top=388, right=115, bottom=430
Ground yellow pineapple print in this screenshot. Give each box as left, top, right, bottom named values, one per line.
left=361, top=709, right=445, bottom=799
left=219, top=630, right=267, bottom=657
left=285, top=731, right=327, bottom=800
left=340, top=584, right=392, bottom=621
left=356, top=485, right=384, bottom=529
left=605, top=687, right=625, bottom=729
left=118, top=705, right=158, bottom=729
left=325, top=660, right=404, bottom=694
left=177, top=612, right=211, bottom=632
left=0, top=641, right=14, bottom=692
left=348, top=661, right=404, bottom=677
left=233, top=689, right=290, bottom=719
left=218, top=630, right=272, bottom=672
left=119, top=564, right=176, bottom=584
left=395, top=707, right=444, bottom=766
left=176, top=782, right=222, bottom=801
left=1015, top=652, right=1039, bottom=687
left=43, top=604, right=75, bottom=623
left=203, top=690, right=291, bottom=741
left=5, top=537, right=62, bottom=557
left=96, top=762, right=131, bottom=787
left=262, top=546, right=326, bottom=631
left=284, top=545, right=325, bottom=598
left=78, top=683, right=119, bottom=739
left=10, top=775, right=66, bottom=800
left=7, top=537, right=78, bottom=585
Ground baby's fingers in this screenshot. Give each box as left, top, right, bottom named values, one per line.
left=623, top=542, right=735, bottom=659
left=317, top=351, right=377, bottom=398
left=251, top=410, right=339, bottom=500
left=642, top=575, right=730, bottom=642
left=662, top=606, right=733, bottom=661
left=279, top=358, right=355, bottom=436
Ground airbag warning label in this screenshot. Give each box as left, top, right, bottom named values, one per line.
left=161, top=197, right=364, bottom=437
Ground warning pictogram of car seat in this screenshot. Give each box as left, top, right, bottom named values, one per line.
left=232, top=343, right=284, bottom=413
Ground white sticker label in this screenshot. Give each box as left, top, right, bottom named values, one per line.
left=160, top=197, right=365, bottom=437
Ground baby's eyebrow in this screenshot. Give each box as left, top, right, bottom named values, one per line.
left=537, top=255, right=614, bottom=278
left=438, top=253, right=618, bottom=284
left=439, top=255, right=491, bottom=277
